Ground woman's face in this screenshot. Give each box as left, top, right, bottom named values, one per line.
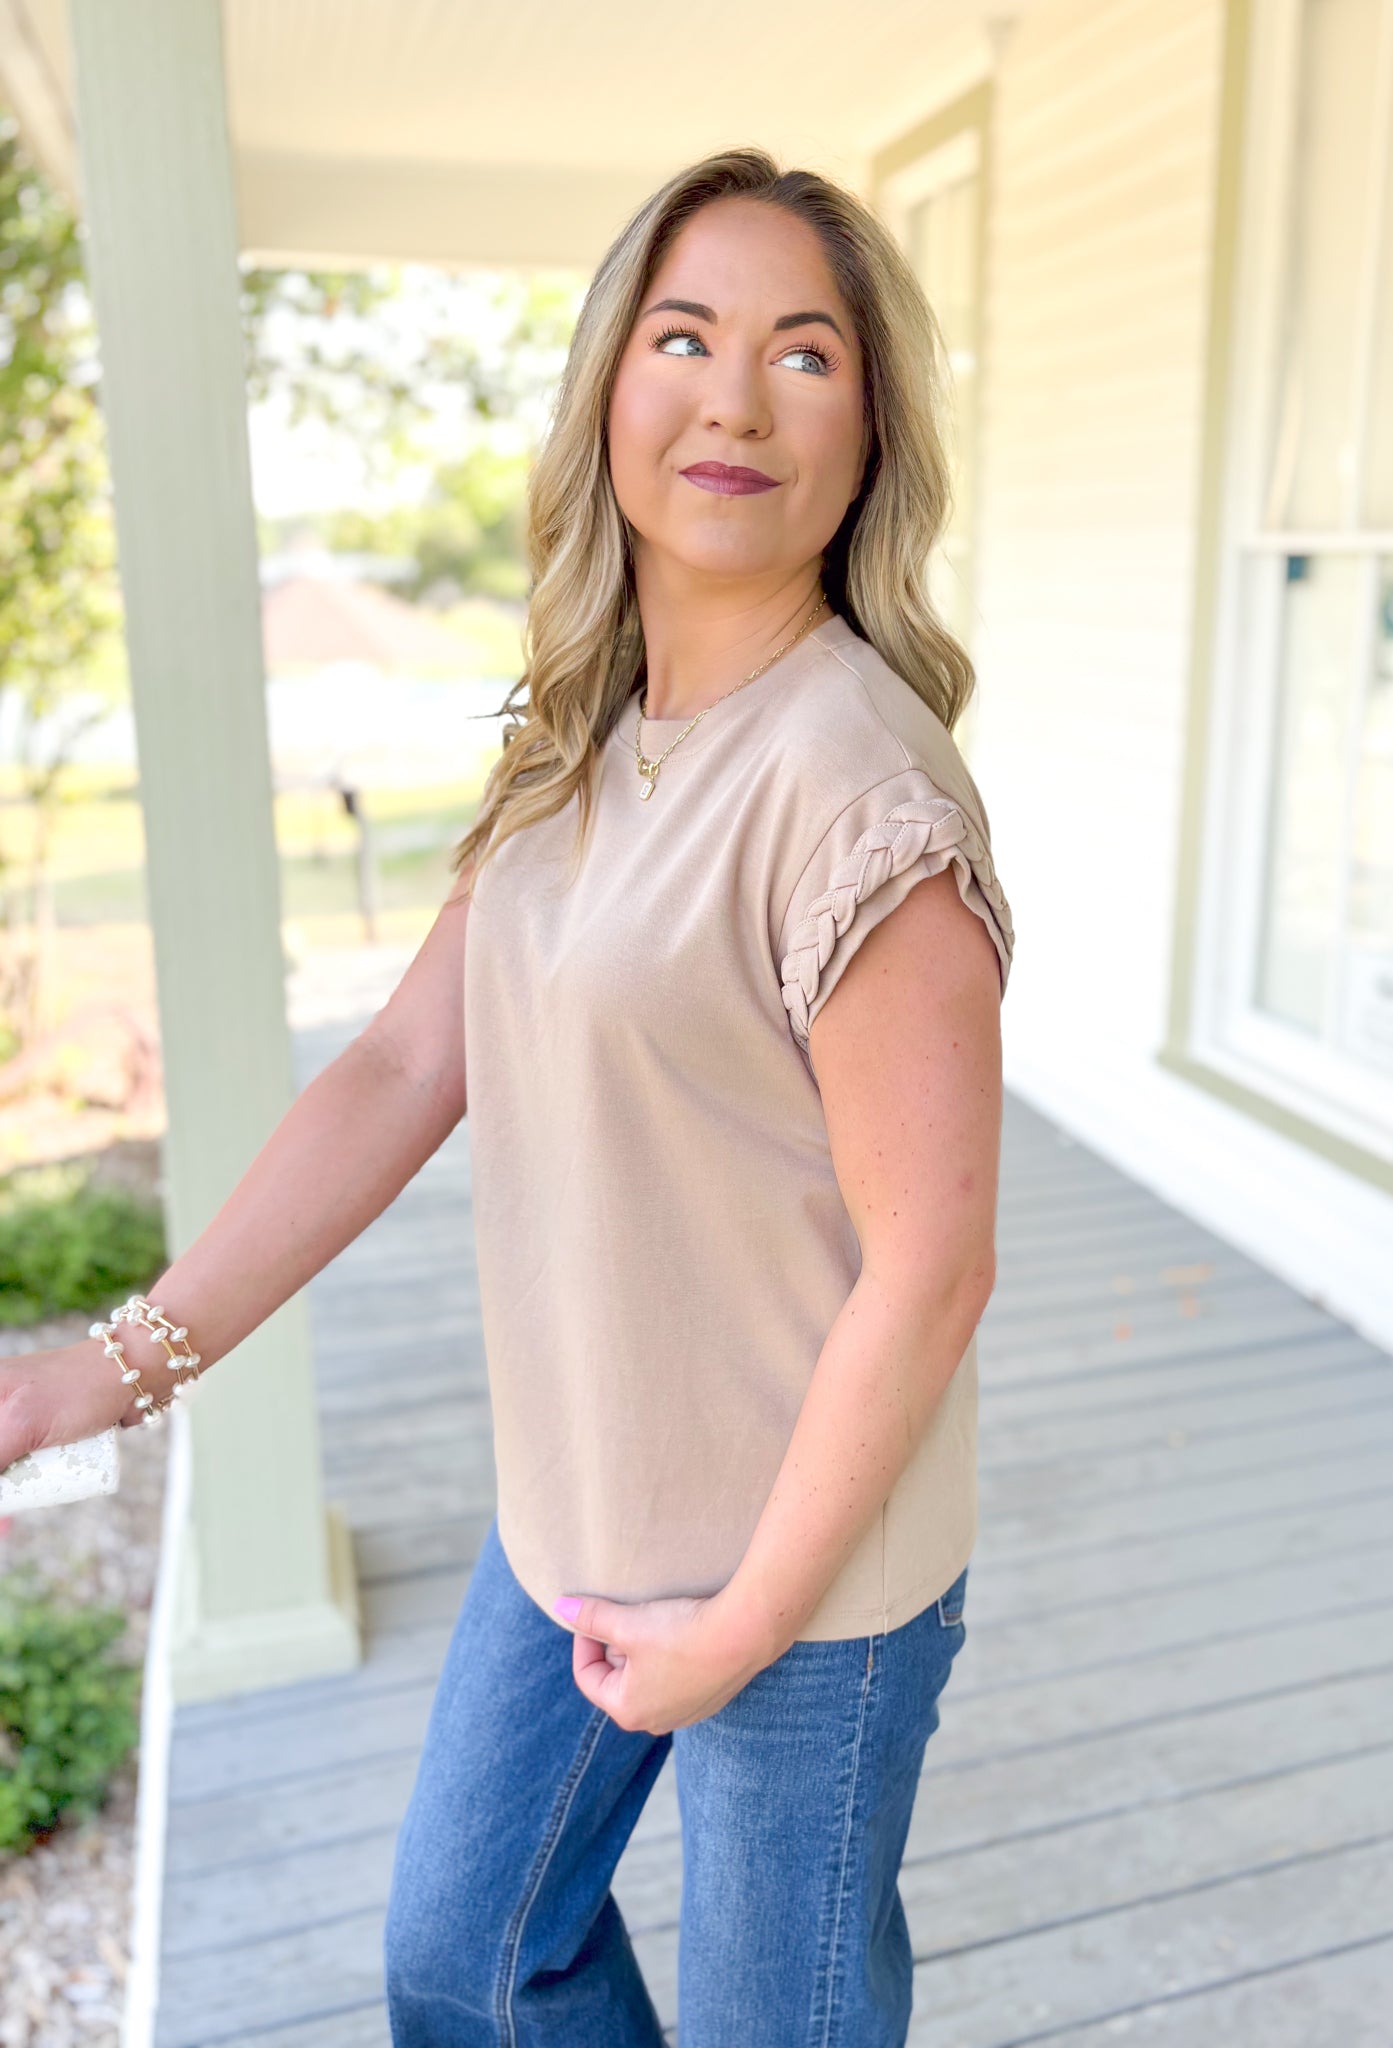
left=607, top=197, right=868, bottom=587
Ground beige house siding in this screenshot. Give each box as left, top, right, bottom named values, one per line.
left=972, top=0, right=1225, bottom=1068
left=955, top=0, right=1393, bottom=1349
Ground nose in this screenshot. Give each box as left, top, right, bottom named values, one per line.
left=701, top=350, right=773, bottom=441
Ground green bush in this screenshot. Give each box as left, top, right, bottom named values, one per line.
left=0, top=1568, right=142, bottom=1855
left=0, top=1159, right=165, bottom=1327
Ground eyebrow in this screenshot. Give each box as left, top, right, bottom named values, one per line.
left=642, top=297, right=848, bottom=344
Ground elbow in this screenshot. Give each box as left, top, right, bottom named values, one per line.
left=965, top=1246, right=997, bottom=1318
left=938, top=1254, right=995, bottom=1338
left=864, top=1242, right=997, bottom=1337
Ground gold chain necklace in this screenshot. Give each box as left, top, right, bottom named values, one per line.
left=633, top=592, right=829, bottom=799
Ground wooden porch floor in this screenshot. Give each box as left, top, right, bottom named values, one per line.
left=151, top=951, right=1393, bottom=2047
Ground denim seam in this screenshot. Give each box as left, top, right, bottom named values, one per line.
left=811, top=1635, right=876, bottom=2048
left=494, top=1703, right=609, bottom=2046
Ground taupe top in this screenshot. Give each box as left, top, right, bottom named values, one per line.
left=463, top=611, right=1014, bottom=1638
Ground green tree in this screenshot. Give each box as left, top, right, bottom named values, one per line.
left=317, top=442, right=532, bottom=602
left=242, top=264, right=582, bottom=487
left=0, top=97, right=583, bottom=1062
left=0, top=106, right=122, bottom=1048
left=250, top=267, right=586, bottom=601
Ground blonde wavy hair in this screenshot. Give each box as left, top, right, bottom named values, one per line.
left=450, top=145, right=971, bottom=895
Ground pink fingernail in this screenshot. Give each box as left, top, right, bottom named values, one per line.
left=554, top=1596, right=582, bottom=1621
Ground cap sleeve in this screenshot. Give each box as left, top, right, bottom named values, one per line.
left=776, top=766, right=1015, bottom=1058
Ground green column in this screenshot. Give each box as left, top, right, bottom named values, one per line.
left=67, top=0, right=360, bottom=1701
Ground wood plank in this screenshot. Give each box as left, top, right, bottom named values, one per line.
left=616, top=1734, right=1393, bottom=1949
left=978, top=1303, right=1350, bottom=1386
left=168, top=1615, right=457, bottom=1737
left=168, top=1537, right=1393, bottom=1802
left=990, top=1935, right=1393, bottom=2047
left=906, top=1838, right=1393, bottom=2048
left=166, top=2006, right=391, bottom=2048
left=150, top=1055, right=1393, bottom=2046
left=979, top=1330, right=1377, bottom=1421
left=630, top=1828, right=1393, bottom=2041
left=166, top=1675, right=437, bottom=1804
left=977, top=1446, right=1392, bottom=1559
left=154, top=1909, right=387, bottom=2047
left=163, top=1829, right=398, bottom=1960
left=982, top=1357, right=1387, bottom=1462
left=162, top=1751, right=420, bottom=1878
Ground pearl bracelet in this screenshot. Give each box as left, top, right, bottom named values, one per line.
left=89, top=1292, right=205, bottom=1428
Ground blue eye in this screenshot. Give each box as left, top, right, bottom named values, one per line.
left=777, top=343, right=834, bottom=375
left=645, top=325, right=838, bottom=373
left=650, top=325, right=708, bottom=357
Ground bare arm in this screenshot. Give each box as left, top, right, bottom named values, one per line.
left=556, top=863, right=1004, bottom=1733
left=0, top=861, right=476, bottom=1463
left=712, top=863, right=1003, bottom=1658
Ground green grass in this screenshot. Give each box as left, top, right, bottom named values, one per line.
left=0, top=1159, right=166, bottom=1328
left=0, top=1567, right=142, bottom=1856
left=17, top=790, right=480, bottom=927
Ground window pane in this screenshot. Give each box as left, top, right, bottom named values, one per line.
left=907, top=173, right=978, bottom=510
left=1267, top=0, right=1382, bottom=530
left=1366, top=96, right=1393, bottom=524
left=1340, top=563, right=1393, bottom=1072
left=1256, top=553, right=1364, bottom=1029
left=908, top=174, right=976, bottom=361
left=906, top=171, right=979, bottom=651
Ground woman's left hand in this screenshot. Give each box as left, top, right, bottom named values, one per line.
left=555, top=1589, right=777, bottom=1734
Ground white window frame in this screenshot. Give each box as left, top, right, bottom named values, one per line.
left=878, top=127, right=981, bottom=371
left=1193, top=0, right=1393, bottom=1165
left=878, top=119, right=987, bottom=766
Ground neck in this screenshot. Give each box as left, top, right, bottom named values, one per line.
left=634, top=554, right=827, bottom=720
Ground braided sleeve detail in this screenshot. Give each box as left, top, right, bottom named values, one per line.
left=779, top=796, right=1014, bottom=1055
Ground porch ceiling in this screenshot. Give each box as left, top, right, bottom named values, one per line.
left=0, top=0, right=1028, bottom=267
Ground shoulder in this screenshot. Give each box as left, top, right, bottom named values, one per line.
left=766, top=618, right=1014, bottom=1053
left=772, top=616, right=995, bottom=852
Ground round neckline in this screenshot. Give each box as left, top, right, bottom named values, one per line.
left=609, top=611, right=855, bottom=757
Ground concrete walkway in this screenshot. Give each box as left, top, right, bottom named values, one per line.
left=151, top=945, right=1393, bottom=2046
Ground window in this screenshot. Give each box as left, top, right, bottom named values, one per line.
left=875, top=88, right=989, bottom=750
left=1195, top=0, right=1393, bottom=1162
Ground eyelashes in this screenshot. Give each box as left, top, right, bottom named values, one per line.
left=648, top=323, right=704, bottom=355
left=647, top=324, right=839, bottom=374
left=780, top=341, right=839, bottom=374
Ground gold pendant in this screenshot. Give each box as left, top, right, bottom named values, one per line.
left=639, top=776, right=656, bottom=799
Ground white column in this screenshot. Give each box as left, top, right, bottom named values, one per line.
left=67, top=0, right=360, bottom=1702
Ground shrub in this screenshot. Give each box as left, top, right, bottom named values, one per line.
left=0, top=1567, right=142, bottom=1855
left=0, top=1158, right=165, bottom=1327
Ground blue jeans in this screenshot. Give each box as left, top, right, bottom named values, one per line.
left=383, top=1516, right=968, bottom=2046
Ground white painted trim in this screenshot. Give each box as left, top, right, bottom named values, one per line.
left=879, top=126, right=981, bottom=231
left=1200, top=1008, right=1393, bottom=1165
left=1005, top=1038, right=1393, bottom=1355
left=1240, top=529, right=1393, bottom=551
left=1193, top=0, right=1393, bottom=1153
left=0, top=0, right=78, bottom=197
left=120, top=1411, right=190, bottom=2048
left=235, top=150, right=665, bottom=269
left=857, top=43, right=999, bottom=161
left=1345, top=0, right=1393, bottom=524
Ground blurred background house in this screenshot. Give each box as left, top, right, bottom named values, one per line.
left=1, top=0, right=1390, bottom=2042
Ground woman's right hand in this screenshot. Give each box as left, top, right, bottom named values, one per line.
left=0, top=1338, right=145, bottom=1474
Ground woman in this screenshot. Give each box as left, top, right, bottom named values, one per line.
left=0, top=148, right=1012, bottom=2045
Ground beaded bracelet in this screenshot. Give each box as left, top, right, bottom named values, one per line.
left=89, top=1293, right=205, bottom=1429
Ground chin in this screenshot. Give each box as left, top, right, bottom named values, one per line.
left=661, top=525, right=787, bottom=581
